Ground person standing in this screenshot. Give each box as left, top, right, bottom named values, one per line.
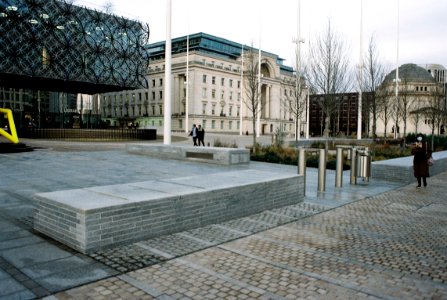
left=189, top=124, right=198, bottom=146
left=411, top=135, right=430, bottom=188
left=197, top=124, right=205, bottom=146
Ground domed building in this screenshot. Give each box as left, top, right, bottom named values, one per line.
left=374, top=63, right=445, bottom=138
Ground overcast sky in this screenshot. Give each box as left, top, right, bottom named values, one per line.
left=78, top=0, right=447, bottom=72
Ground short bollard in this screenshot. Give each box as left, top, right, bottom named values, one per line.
left=298, top=147, right=306, bottom=195
left=350, top=147, right=357, bottom=185
left=335, top=147, right=343, bottom=187
left=318, top=149, right=326, bottom=192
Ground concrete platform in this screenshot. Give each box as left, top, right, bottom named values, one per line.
left=126, top=143, right=250, bottom=165
left=34, top=169, right=304, bottom=254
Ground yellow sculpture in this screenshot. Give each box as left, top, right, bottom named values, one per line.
left=0, top=108, right=19, bottom=144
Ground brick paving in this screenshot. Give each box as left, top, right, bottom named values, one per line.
left=52, top=173, right=447, bottom=299
left=1, top=138, right=446, bottom=299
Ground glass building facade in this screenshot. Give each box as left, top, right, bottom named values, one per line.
left=0, top=0, right=150, bottom=129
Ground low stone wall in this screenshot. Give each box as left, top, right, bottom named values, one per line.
left=371, top=150, right=447, bottom=184
left=126, top=144, right=250, bottom=165
left=33, top=169, right=304, bottom=254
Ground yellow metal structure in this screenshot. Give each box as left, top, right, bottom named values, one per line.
left=0, top=108, right=19, bottom=144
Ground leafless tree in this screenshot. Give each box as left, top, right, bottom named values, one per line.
left=281, top=75, right=306, bottom=142
left=363, top=35, right=387, bottom=139
left=396, top=79, right=415, bottom=142
left=306, top=20, right=352, bottom=148
left=243, top=45, right=261, bottom=152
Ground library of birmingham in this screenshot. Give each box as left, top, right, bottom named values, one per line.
left=1, top=0, right=446, bottom=138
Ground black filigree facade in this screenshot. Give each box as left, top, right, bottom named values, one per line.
left=0, top=0, right=150, bottom=94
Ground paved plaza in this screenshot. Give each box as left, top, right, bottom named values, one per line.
left=0, top=135, right=446, bottom=299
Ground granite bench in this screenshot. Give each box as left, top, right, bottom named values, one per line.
left=126, top=144, right=250, bottom=165
left=33, top=169, right=304, bottom=254
left=371, top=150, right=447, bottom=184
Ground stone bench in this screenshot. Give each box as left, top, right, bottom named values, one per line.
left=126, top=144, right=250, bottom=165
left=33, top=169, right=304, bottom=254
left=371, top=150, right=447, bottom=184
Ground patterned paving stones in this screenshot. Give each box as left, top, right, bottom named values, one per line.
left=51, top=172, right=447, bottom=300
left=1, top=140, right=446, bottom=299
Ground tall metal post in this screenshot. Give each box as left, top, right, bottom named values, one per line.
left=350, top=148, right=357, bottom=185
left=163, top=0, right=172, bottom=145
left=318, top=149, right=326, bottom=192
left=298, top=147, right=306, bottom=195
left=335, top=147, right=343, bottom=187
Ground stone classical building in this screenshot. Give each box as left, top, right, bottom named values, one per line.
left=101, top=33, right=302, bottom=135
left=374, top=63, right=445, bottom=137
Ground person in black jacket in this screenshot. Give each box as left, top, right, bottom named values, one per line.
left=197, top=124, right=205, bottom=146
left=411, top=135, right=430, bottom=188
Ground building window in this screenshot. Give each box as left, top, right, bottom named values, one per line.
left=179, top=119, right=183, bottom=129
left=202, top=103, right=207, bottom=114
left=212, top=76, right=216, bottom=84
left=152, top=92, right=155, bottom=101
left=202, top=88, right=207, bottom=98
left=212, top=104, right=216, bottom=115
left=221, top=90, right=225, bottom=100
left=212, top=120, right=216, bottom=129
left=229, top=91, right=233, bottom=101
left=145, top=92, right=148, bottom=100
left=229, top=121, right=232, bottom=130
left=221, top=78, right=225, bottom=86
left=159, top=105, right=163, bottom=115
left=212, top=89, right=216, bottom=99
left=237, top=81, right=240, bottom=88
left=152, top=105, right=155, bottom=115
left=152, top=79, right=155, bottom=87
left=159, top=91, right=163, bottom=100
left=220, top=120, right=224, bottom=129
left=237, top=121, right=240, bottom=130
left=238, top=92, right=241, bottom=101
left=203, top=120, right=207, bottom=129
left=229, top=79, right=233, bottom=87
left=203, top=74, right=207, bottom=83
left=159, top=78, right=163, bottom=86
left=237, top=106, right=240, bottom=117
left=229, top=106, right=232, bottom=116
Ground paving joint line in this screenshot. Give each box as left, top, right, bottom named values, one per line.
left=177, top=257, right=287, bottom=300
left=118, top=274, right=175, bottom=300
left=217, top=244, right=396, bottom=300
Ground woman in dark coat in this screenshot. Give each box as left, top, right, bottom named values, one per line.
left=411, top=136, right=430, bottom=188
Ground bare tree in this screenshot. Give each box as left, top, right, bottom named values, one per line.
left=306, top=20, right=352, bottom=149
left=281, top=76, right=306, bottom=142
left=363, top=35, right=387, bottom=139
left=397, top=79, right=415, bottom=142
left=376, top=87, right=391, bottom=138
left=243, top=45, right=261, bottom=152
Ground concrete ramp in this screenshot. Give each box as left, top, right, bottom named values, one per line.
left=33, top=169, right=304, bottom=254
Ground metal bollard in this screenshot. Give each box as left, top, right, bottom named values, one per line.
left=318, top=148, right=326, bottom=192
left=298, top=147, right=306, bottom=195
left=335, top=147, right=343, bottom=187
left=350, top=148, right=357, bottom=185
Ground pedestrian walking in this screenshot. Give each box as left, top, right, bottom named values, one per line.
left=197, top=124, right=205, bottom=146
left=411, top=135, right=430, bottom=188
left=189, top=124, right=198, bottom=146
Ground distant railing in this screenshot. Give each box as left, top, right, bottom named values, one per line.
left=18, top=128, right=157, bottom=141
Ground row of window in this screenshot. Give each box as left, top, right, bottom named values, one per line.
left=202, top=75, right=241, bottom=88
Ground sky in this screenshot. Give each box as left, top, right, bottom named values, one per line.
left=77, top=0, right=447, bottom=72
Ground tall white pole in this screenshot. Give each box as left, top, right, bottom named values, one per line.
left=163, top=0, right=172, bottom=144
left=256, top=13, right=261, bottom=138
left=306, top=87, right=309, bottom=139
left=394, top=0, right=400, bottom=139
left=185, top=32, right=189, bottom=133
left=296, top=0, right=302, bottom=141
left=357, top=0, right=363, bottom=140
left=240, top=45, right=244, bottom=135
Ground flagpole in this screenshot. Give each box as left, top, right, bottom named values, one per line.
left=357, top=0, right=363, bottom=140
left=185, top=7, right=189, bottom=134
left=256, top=16, right=261, bottom=138
left=240, top=45, right=244, bottom=135
left=163, top=0, right=172, bottom=144
left=394, top=0, right=400, bottom=139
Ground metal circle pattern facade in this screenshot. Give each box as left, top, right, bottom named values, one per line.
left=0, top=0, right=150, bottom=93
